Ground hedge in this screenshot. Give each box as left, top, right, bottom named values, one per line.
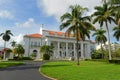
left=109, top=60, right=120, bottom=64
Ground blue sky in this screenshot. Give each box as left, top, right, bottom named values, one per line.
left=0, top=0, right=118, bottom=47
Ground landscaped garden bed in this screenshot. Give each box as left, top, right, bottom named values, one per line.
left=41, top=61, right=120, bottom=80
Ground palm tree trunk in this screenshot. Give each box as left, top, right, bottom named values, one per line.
left=83, top=43, right=85, bottom=60
left=3, top=41, right=6, bottom=60
left=105, top=22, right=112, bottom=60
left=81, top=41, right=85, bottom=60
left=101, top=43, right=104, bottom=59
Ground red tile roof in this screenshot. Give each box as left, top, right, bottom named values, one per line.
left=24, top=30, right=76, bottom=38
left=49, top=31, right=56, bottom=35
left=57, top=32, right=64, bottom=35
left=24, top=33, right=42, bottom=38
left=43, top=30, right=64, bottom=36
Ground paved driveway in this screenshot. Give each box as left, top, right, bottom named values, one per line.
left=0, top=61, right=51, bottom=80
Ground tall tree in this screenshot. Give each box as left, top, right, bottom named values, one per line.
left=108, top=0, right=120, bottom=5
left=60, top=5, right=95, bottom=65
left=13, top=44, right=25, bottom=57
left=11, top=40, right=16, bottom=49
left=92, top=28, right=107, bottom=58
left=40, top=45, right=53, bottom=60
left=10, top=40, right=16, bottom=57
left=102, top=0, right=120, bottom=24
left=0, top=30, right=13, bottom=60
left=112, top=0, right=120, bottom=41
left=113, top=25, right=120, bottom=41
left=92, top=2, right=116, bottom=60
left=107, top=0, right=120, bottom=24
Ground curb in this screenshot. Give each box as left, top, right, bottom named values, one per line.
left=39, top=68, right=57, bottom=80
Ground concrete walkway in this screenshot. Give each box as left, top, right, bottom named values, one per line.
left=0, top=61, right=51, bottom=80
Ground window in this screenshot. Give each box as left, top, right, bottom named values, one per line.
left=65, top=46, right=66, bottom=49
left=51, top=43, right=53, bottom=46
left=31, top=41, right=33, bottom=47
left=78, top=44, right=81, bottom=49
left=59, top=51, right=62, bottom=56
left=51, top=43, right=54, bottom=48
left=34, top=42, right=37, bottom=47
left=60, top=44, right=62, bottom=49
left=38, top=42, right=41, bottom=47
left=79, top=52, right=81, bottom=57
left=72, top=51, right=74, bottom=56
left=65, top=52, right=66, bottom=56
left=72, top=44, right=74, bottom=49
left=68, top=47, right=70, bottom=49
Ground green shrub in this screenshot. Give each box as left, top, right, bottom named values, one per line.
left=91, top=53, right=103, bottom=59
left=0, top=57, right=2, bottom=60
left=13, top=57, right=33, bottom=60
left=43, top=54, right=50, bottom=60
left=30, top=53, right=37, bottom=57
left=109, top=60, right=120, bottom=64
left=19, top=57, right=33, bottom=60
left=85, top=59, right=108, bottom=62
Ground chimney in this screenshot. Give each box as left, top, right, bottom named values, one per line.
left=40, top=24, right=43, bottom=35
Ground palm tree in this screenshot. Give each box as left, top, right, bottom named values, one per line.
left=108, top=0, right=120, bottom=5
left=92, top=28, right=107, bottom=58
left=92, top=2, right=116, bottom=60
left=10, top=40, right=16, bottom=58
left=107, top=0, right=120, bottom=24
left=0, top=30, right=13, bottom=60
left=13, top=44, right=25, bottom=57
left=113, top=25, right=120, bottom=41
left=40, top=45, right=53, bottom=60
left=11, top=40, right=16, bottom=48
left=60, top=5, right=95, bottom=65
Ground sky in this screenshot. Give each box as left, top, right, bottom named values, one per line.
left=0, top=0, right=118, bottom=47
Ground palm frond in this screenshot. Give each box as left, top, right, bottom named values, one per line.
left=60, top=20, right=72, bottom=30
left=60, top=13, right=72, bottom=22
left=0, top=33, right=4, bottom=36
left=80, top=16, right=91, bottom=21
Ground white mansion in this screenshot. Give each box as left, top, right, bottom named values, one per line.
left=24, top=26, right=95, bottom=60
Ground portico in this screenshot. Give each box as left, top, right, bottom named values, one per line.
left=45, top=36, right=92, bottom=60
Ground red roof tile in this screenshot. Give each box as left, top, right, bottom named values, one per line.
left=43, top=30, right=64, bottom=36
left=57, top=32, right=64, bottom=35
left=49, top=31, right=56, bottom=35
left=24, top=33, right=42, bottom=38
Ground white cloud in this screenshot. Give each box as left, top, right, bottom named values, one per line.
left=0, top=10, right=14, bottom=19
left=0, top=34, right=24, bottom=48
left=12, top=34, right=23, bottom=44
left=0, top=37, right=4, bottom=47
left=15, top=18, right=38, bottom=28
left=37, top=0, right=102, bottom=21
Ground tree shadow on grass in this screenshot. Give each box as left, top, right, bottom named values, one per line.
left=42, top=64, right=70, bottom=68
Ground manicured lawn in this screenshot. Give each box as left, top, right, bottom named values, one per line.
left=0, top=61, right=24, bottom=68
left=41, top=61, right=120, bottom=80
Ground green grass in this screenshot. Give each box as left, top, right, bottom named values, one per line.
left=0, top=61, right=24, bottom=68
left=41, top=61, right=120, bottom=80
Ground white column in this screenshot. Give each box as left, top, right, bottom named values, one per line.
left=57, top=42, right=60, bottom=59
left=87, top=43, right=91, bottom=59
left=66, top=42, right=68, bottom=58
left=81, top=41, right=84, bottom=59
left=74, top=43, right=77, bottom=60
left=48, top=41, right=51, bottom=46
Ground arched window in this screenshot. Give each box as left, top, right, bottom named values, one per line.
left=33, top=50, right=37, bottom=54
